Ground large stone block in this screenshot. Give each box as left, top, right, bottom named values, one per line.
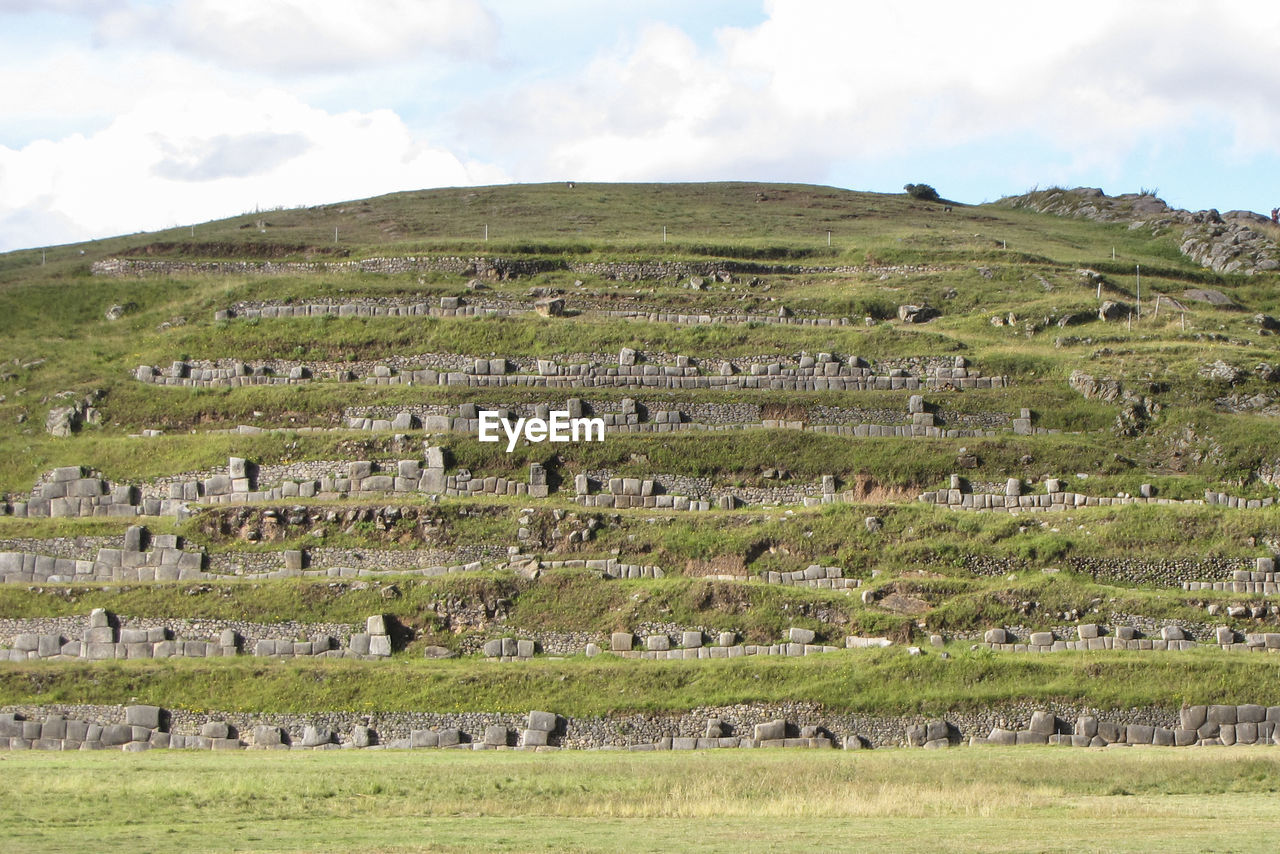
left=1238, top=704, right=1266, bottom=724
left=410, top=729, right=440, bottom=748
left=253, top=725, right=285, bottom=747
left=125, top=705, right=161, bottom=729
left=483, top=725, right=509, bottom=746
left=754, top=720, right=786, bottom=742
left=349, top=634, right=371, bottom=656
left=610, top=632, right=633, bottom=652
left=40, top=716, right=67, bottom=740
left=1180, top=705, right=1208, bottom=731
left=301, top=726, right=333, bottom=747
left=1074, top=716, right=1099, bottom=738
left=1096, top=722, right=1122, bottom=743
left=1028, top=711, right=1056, bottom=735
left=1207, top=705, right=1237, bottom=725
left=201, top=721, right=231, bottom=739
left=527, top=711, right=558, bottom=733
left=787, top=627, right=816, bottom=645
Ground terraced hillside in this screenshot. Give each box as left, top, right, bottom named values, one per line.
left=4, top=181, right=1280, bottom=757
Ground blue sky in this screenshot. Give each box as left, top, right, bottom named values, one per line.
left=2, top=0, right=1278, bottom=252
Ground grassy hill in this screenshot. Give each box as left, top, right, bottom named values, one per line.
left=2, top=180, right=1280, bottom=721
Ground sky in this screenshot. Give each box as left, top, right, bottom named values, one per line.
left=2, top=0, right=1279, bottom=253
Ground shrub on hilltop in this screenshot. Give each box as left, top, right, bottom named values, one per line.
left=903, top=183, right=940, bottom=202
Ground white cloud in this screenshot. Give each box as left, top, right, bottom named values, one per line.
left=482, top=0, right=1280, bottom=184
left=0, top=87, right=508, bottom=251
left=96, top=0, right=500, bottom=73
left=0, top=0, right=110, bottom=12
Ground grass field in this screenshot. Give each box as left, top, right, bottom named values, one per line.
left=3, top=650, right=1280, bottom=715
left=1, top=747, right=1277, bottom=853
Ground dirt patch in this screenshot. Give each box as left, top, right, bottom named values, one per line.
left=844, top=474, right=917, bottom=502
left=877, top=592, right=931, bottom=616
left=684, top=555, right=747, bottom=578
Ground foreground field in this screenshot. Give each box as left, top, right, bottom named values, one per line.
left=2, top=747, right=1277, bottom=853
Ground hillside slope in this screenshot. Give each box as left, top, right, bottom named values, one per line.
left=2, top=181, right=1280, bottom=752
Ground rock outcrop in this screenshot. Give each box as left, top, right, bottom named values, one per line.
left=1002, top=188, right=1280, bottom=275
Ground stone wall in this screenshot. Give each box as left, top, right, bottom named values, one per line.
left=5, top=465, right=176, bottom=521
left=0, top=524, right=504, bottom=585
left=342, top=397, right=1014, bottom=439
left=217, top=297, right=858, bottom=328
left=92, top=255, right=948, bottom=282
left=980, top=621, right=1280, bottom=653
left=572, top=469, right=825, bottom=510
left=133, top=351, right=1007, bottom=394
left=0, top=610, right=392, bottom=661
left=205, top=545, right=504, bottom=576
left=920, top=477, right=1276, bottom=514
left=4, top=700, right=1278, bottom=751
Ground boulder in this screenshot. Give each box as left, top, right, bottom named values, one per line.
left=1098, top=300, right=1131, bottom=321
left=897, top=304, right=940, bottom=324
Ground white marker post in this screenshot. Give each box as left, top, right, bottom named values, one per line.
left=485, top=224, right=489, bottom=242
left=334, top=227, right=338, bottom=243
left=663, top=226, right=667, bottom=244
left=1135, top=264, right=1141, bottom=319
left=827, top=230, right=832, bottom=247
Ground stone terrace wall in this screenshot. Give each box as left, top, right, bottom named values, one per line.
left=342, top=397, right=1015, bottom=438
left=134, top=352, right=1008, bottom=394
left=0, top=522, right=507, bottom=584
left=218, top=297, right=857, bottom=328
left=92, top=255, right=947, bottom=282
left=920, top=477, right=1277, bottom=515
left=5, top=700, right=1278, bottom=751
left=0, top=610, right=393, bottom=661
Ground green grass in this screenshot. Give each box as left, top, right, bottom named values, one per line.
left=2, top=748, right=1280, bottom=853
left=2, top=647, right=1279, bottom=715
